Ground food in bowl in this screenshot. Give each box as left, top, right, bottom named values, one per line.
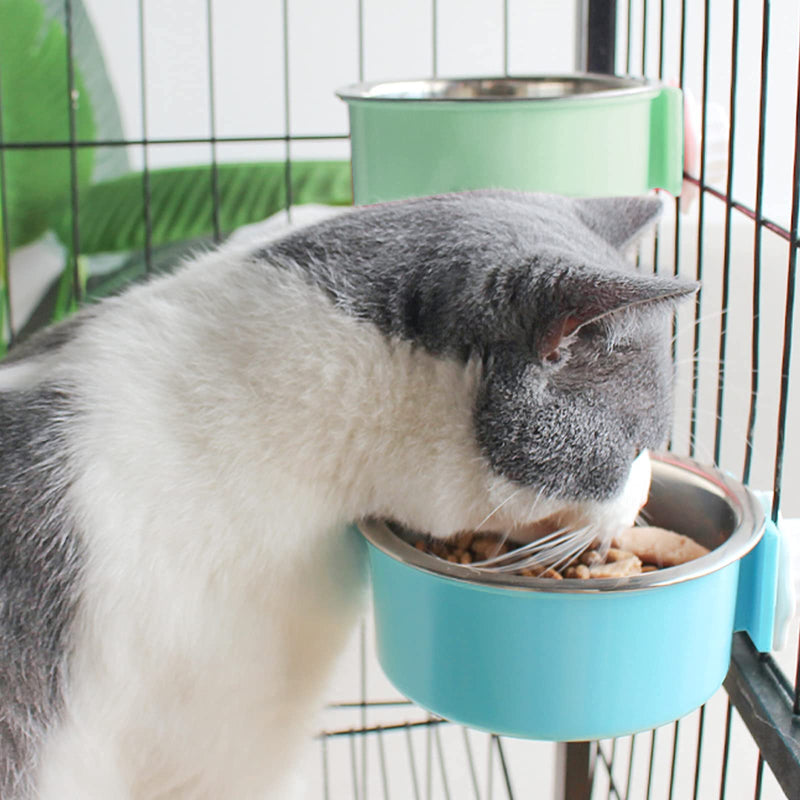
left=413, top=524, right=710, bottom=579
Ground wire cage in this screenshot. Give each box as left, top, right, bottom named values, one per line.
left=0, top=1, right=799, bottom=799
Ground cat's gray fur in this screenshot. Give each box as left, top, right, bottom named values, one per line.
left=0, top=386, right=82, bottom=799
left=263, top=191, right=692, bottom=500
left=0, top=189, right=694, bottom=798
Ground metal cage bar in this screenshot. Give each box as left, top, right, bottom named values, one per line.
left=0, top=1, right=798, bottom=799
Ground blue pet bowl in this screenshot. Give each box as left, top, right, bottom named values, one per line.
left=357, top=453, right=783, bottom=741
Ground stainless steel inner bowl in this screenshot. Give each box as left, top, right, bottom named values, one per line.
left=358, top=452, right=765, bottom=593
left=336, top=74, right=661, bottom=103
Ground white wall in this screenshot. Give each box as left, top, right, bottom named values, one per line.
left=82, top=0, right=579, bottom=168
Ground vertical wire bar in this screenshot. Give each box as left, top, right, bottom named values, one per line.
left=493, top=737, right=516, bottom=800
left=64, top=0, right=83, bottom=307
left=321, top=736, right=331, bottom=800
left=376, top=726, right=391, bottom=800
left=426, top=723, right=433, bottom=800
left=641, top=0, right=648, bottom=75
left=771, top=0, right=800, bottom=529
left=625, top=735, right=637, bottom=799
left=713, top=0, right=741, bottom=465
left=770, top=7, right=800, bottom=715
left=137, top=0, right=153, bottom=273
left=460, top=728, right=481, bottom=800
left=753, top=753, right=765, bottom=800
left=281, top=0, right=292, bottom=217
left=626, top=0, right=633, bottom=74
left=691, top=705, right=706, bottom=800
left=360, top=623, right=368, bottom=798
left=742, top=0, right=771, bottom=485
left=0, top=56, right=14, bottom=346
left=486, top=734, right=494, bottom=800
left=667, top=720, right=681, bottom=800
left=645, top=729, right=657, bottom=800
left=205, top=0, right=221, bottom=242
left=657, top=0, right=665, bottom=77
left=431, top=0, right=438, bottom=78
left=357, top=0, right=365, bottom=82
left=718, top=700, right=734, bottom=800
left=670, top=0, right=687, bottom=395
left=650, top=0, right=664, bottom=279
left=502, top=0, right=509, bottom=76
left=349, top=732, right=362, bottom=800
left=405, top=726, right=423, bottom=800
left=433, top=725, right=452, bottom=800
left=688, top=0, right=711, bottom=459
left=607, top=738, right=618, bottom=800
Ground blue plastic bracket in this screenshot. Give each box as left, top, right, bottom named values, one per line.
left=733, top=497, right=781, bottom=653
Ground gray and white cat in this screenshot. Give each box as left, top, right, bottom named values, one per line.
left=0, top=190, right=695, bottom=799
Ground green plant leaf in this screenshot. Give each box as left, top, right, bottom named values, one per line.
left=0, top=0, right=96, bottom=248
left=86, top=237, right=213, bottom=300
left=39, top=0, right=129, bottom=182
left=0, top=285, right=7, bottom=358
left=51, top=160, right=352, bottom=255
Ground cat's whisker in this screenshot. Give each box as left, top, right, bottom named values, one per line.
left=470, top=525, right=573, bottom=569
left=667, top=307, right=727, bottom=344
left=670, top=407, right=757, bottom=460
left=469, top=524, right=600, bottom=574
left=671, top=370, right=764, bottom=400
left=526, top=486, right=548, bottom=524
left=546, top=527, right=600, bottom=573
left=474, top=488, right=522, bottom=534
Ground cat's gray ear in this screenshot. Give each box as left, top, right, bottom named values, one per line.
left=573, top=196, right=663, bottom=250
left=537, top=271, right=697, bottom=361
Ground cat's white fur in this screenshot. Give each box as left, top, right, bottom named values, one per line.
left=5, top=233, right=649, bottom=799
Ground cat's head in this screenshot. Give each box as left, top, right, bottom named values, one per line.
left=264, top=190, right=697, bottom=542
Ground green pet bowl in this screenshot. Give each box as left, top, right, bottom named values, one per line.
left=337, top=74, right=683, bottom=204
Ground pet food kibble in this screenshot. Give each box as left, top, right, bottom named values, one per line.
left=587, top=554, right=642, bottom=578
left=456, top=531, right=475, bottom=550
left=579, top=550, right=604, bottom=566
left=613, top=526, right=710, bottom=567
left=540, top=568, right=563, bottom=580
left=470, top=536, right=509, bottom=560
left=564, top=564, right=592, bottom=579
left=414, top=521, right=710, bottom=580
left=604, top=547, right=634, bottom=563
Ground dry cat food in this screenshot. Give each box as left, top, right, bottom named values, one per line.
left=415, top=525, right=710, bottom=579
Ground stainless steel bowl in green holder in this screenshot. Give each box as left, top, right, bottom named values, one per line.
left=356, top=454, right=793, bottom=741
left=336, top=74, right=684, bottom=204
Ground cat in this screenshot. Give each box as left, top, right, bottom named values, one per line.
left=0, top=189, right=695, bottom=799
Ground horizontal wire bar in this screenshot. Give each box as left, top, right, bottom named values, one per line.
left=682, top=174, right=799, bottom=246
left=326, top=700, right=415, bottom=709
left=0, top=134, right=349, bottom=150
left=317, top=718, right=448, bottom=740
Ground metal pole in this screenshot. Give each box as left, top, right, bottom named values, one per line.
left=554, top=741, right=597, bottom=800
left=558, top=3, right=616, bottom=797
left=584, top=0, right=618, bottom=74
